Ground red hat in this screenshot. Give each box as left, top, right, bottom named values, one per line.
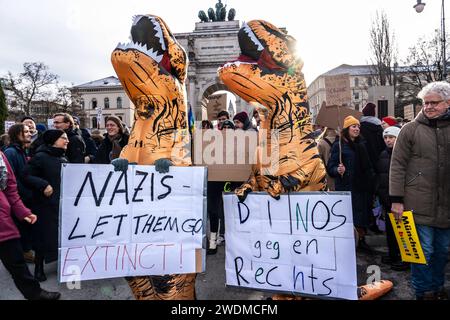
left=382, top=116, right=397, bottom=127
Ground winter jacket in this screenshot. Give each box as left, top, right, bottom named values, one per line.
left=93, top=134, right=129, bottom=164
left=3, top=144, right=34, bottom=205
left=376, top=147, right=392, bottom=210
left=390, top=110, right=450, bottom=228
left=24, top=144, right=68, bottom=262
left=81, top=128, right=98, bottom=161
left=0, top=152, right=32, bottom=243
left=360, top=116, right=386, bottom=168
left=318, top=131, right=336, bottom=191
left=65, top=128, right=86, bottom=163
left=327, top=138, right=376, bottom=193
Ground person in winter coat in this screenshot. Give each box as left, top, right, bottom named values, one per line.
left=375, top=126, right=409, bottom=271
left=90, top=129, right=104, bottom=148
left=360, top=103, right=386, bottom=166
left=390, top=81, right=450, bottom=300
left=327, top=116, right=376, bottom=253
left=24, top=130, right=69, bottom=282
left=52, top=113, right=86, bottom=163
left=317, top=128, right=338, bottom=191
left=4, top=124, right=35, bottom=261
left=233, top=111, right=253, bottom=131
left=0, top=151, right=60, bottom=300
left=93, top=116, right=129, bottom=164
left=21, top=117, right=45, bottom=157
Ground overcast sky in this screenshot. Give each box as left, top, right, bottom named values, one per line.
left=0, top=0, right=445, bottom=86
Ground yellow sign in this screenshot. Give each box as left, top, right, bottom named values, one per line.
left=388, top=211, right=427, bottom=264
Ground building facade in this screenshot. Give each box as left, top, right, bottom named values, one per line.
left=308, top=64, right=394, bottom=122
left=71, top=76, right=134, bottom=130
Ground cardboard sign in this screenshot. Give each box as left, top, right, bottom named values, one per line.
left=223, top=192, right=358, bottom=300
left=193, top=129, right=256, bottom=182
left=315, top=105, right=362, bottom=130
left=206, top=93, right=228, bottom=121
left=325, top=74, right=352, bottom=106
left=388, top=211, right=427, bottom=264
left=59, top=164, right=206, bottom=282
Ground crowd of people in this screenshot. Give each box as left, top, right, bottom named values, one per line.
left=0, top=113, right=130, bottom=299
left=0, top=81, right=449, bottom=300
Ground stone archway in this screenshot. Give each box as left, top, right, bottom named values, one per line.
left=200, top=82, right=242, bottom=121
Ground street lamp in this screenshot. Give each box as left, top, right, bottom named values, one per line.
left=414, top=0, right=447, bottom=80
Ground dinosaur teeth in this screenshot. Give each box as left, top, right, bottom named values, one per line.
left=149, top=17, right=166, bottom=51
left=132, top=15, right=145, bottom=26
left=115, top=41, right=163, bottom=63
left=243, top=22, right=264, bottom=51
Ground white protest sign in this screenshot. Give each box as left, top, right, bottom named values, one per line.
left=223, top=192, right=357, bottom=300
left=59, top=164, right=206, bottom=283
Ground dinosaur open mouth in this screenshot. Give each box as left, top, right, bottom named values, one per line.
left=115, top=15, right=167, bottom=65
left=224, top=22, right=286, bottom=71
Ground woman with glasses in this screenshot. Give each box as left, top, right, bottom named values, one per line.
left=24, top=130, right=69, bottom=281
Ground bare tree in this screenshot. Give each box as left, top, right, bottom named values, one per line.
left=369, top=11, right=397, bottom=86
left=4, top=62, right=58, bottom=116
left=397, top=30, right=449, bottom=109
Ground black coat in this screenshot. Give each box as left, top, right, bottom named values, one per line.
left=327, top=138, right=376, bottom=228
left=24, top=145, right=68, bottom=262
left=327, top=139, right=376, bottom=193
left=3, top=144, right=37, bottom=206
left=65, top=129, right=86, bottom=163
left=360, top=119, right=385, bottom=167
left=93, top=134, right=129, bottom=164
left=375, top=147, right=392, bottom=210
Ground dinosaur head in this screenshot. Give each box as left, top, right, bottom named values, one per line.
left=111, top=14, right=188, bottom=120
left=218, top=20, right=308, bottom=116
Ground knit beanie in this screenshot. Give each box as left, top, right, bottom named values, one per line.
left=233, top=111, right=249, bottom=124
left=43, top=129, right=65, bottom=146
left=343, top=116, right=360, bottom=129
left=382, top=116, right=397, bottom=127
left=362, top=102, right=376, bottom=116
left=383, top=126, right=401, bottom=138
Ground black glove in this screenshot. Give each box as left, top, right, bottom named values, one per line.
left=280, top=175, right=300, bottom=191
left=155, top=158, right=173, bottom=174
left=111, top=158, right=137, bottom=172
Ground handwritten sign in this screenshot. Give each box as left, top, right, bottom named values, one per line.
left=223, top=192, right=357, bottom=300
left=59, top=164, right=206, bottom=283
left=388, top=211, right=426, bottom=264
left=325, top=74, right=351, bottom=106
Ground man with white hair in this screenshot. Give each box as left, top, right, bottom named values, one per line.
left=390, top=81, right=450, bottom=300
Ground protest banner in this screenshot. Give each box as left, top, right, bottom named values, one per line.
left=388, top=211, right=426, bottom=264
left=223, top=192, right=358, bottom=300
left=59, top=164, right=206, bottom=283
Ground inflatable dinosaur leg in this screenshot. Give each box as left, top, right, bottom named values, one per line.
left=126, top=274, right=196, bottom=300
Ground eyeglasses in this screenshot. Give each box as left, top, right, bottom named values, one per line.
left=53, top=121, right=65, bottom=124
left=423, top=100, right=443, bottom=107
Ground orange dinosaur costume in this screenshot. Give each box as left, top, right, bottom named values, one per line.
left=111, top=14, right=194, bottom=300
left=218, top=19, right=392, bottom=300
left=218, top=20, right=327, bottom=200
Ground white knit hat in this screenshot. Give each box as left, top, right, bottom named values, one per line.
left=383, top=126, right=401, bottom=138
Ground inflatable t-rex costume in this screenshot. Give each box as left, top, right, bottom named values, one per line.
left=111, top=14, right=195, bottom=300
left=218, top=20, right=326, bottom=199
left=218, top=19, right=392, bottom=300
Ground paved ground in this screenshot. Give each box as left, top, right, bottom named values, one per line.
left=1, top=233, right=448, bottom=300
